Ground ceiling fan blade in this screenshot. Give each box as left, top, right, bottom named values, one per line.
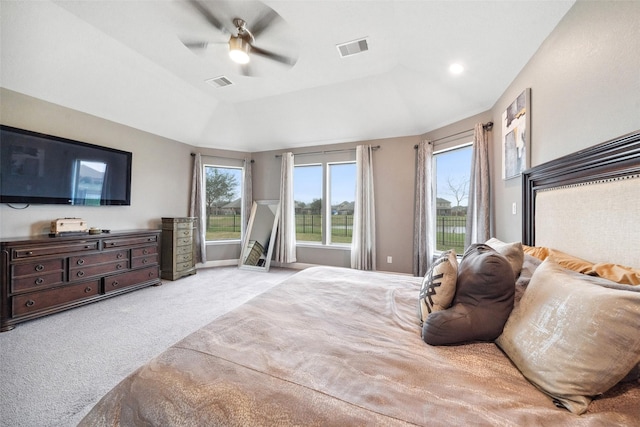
left=185, top=0, right=231, bottom=34
left=249, top=9, right=281, bottom=39
left=251, top=45, right=297, bottom=66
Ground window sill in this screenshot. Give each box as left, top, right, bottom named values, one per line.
left=296, top=242, right=351, bottom=251
left=205, top=239, right=241, bottom=246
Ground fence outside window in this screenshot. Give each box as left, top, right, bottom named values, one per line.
left=436, top=216, right=466, bottom=254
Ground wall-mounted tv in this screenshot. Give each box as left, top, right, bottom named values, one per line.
left=0, top=125, right=132, bottom=206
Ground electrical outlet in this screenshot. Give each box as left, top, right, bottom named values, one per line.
left=387, top=256, right=393, bottom=264
left=512, top=202, right=517, bottom=215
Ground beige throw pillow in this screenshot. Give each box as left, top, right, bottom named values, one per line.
left=485, top=238, right=524, bottom=279
left=418, top=250, right=457, bottom=326
left=496, top=259, right=640, bottom=414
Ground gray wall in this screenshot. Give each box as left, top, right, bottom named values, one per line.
left=489, top=0, right=640, bottom=243
left=0, top=89, right=247, bottom=242
left=2, top=1, right=638, bottom=274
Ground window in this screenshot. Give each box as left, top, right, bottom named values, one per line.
left=204, top=165, right=243, bottom=241
left=293, top=160, right=356, bottom=245
left=433, top=143, right=473, bottom=254
left=293, top=164, right=322, bottom=242
left=328, top=162, right=356, bottom=244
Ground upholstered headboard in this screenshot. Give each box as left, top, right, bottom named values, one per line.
left=522, top=130, right=640, bottom=267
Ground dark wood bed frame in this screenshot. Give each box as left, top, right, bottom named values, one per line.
left=522, top=130, right=640, bottom=246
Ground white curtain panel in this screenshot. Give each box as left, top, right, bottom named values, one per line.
left=275, top=152, right=297, bottom=263
left=189, top=153, right=207, bottom=264
left=242, top=158, right=253, bottom=243
left=465, top=123, right=491, bottom=247
left=413, top=140, right=434, bottom=276
left=351, top=145, right=376, bottom=270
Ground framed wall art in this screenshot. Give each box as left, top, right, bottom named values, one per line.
left=501, top=88, right=531, bottom=180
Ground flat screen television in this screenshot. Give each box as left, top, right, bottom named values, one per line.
left=0, top=125, right=132, bottom=206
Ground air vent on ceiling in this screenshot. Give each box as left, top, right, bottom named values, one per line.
left=336, top=37, right=369, bottom=58
left=206, top=76, right=234, bottom=88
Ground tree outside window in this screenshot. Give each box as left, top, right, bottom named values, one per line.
left=204, top=166, right=243, bottom=241
left=434, top=144, right=472, bottom=253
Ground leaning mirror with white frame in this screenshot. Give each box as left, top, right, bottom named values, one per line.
left=239, top=200, right=280, bottom=272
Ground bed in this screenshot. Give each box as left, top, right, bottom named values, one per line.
left=80, top=131, right=640, bottom=426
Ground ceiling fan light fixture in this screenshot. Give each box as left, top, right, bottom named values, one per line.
left=229, top=36, right=251, bottom=64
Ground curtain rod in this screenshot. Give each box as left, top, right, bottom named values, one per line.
left=191, top=153, right=254, bottom=163
left=275, top=145, right=380, bottom=158
left=414, top=121, right=493, bottom=148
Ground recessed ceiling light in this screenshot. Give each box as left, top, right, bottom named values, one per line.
left=449, top=63, right=464, bottom=75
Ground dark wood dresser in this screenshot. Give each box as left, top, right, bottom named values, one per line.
left=161, top=217, right=197, bottom=280
left=0, top=230, right=161, bottom=332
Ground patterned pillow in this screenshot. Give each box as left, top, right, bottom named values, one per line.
left=418, top=250, right=457, bottom=326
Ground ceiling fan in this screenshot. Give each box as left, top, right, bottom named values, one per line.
left=182, top=0, right=297, bottom=76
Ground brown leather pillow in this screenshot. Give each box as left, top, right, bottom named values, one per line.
left=422, top=244, right=515, bottom=345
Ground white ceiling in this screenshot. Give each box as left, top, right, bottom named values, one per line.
left=1, top=0, right=575, bottom=152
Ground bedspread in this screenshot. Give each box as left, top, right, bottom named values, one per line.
left=80, top=266, right=640, bottom=426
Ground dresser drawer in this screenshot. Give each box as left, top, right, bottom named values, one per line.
left=69, top=260, right=129, bottom=282
left=69, top=250, right=128, bottom=268
left=12, top=258, right=64, bottom=278
left=176, top=237, right=193, bottom=246
left=103, top=235, right=158, bottom=249
left=176, top=253, right=192, bottom=263
left=175, top=229, right=193, bottom=239
left=12, top=241, right=99, bottom=259
left=176, top=221, right=193, bottom=229
left=176, top=245, right=193, bottom=256
left=103, top=266, right=159, bottom=293
left=176, top=260, right=194, bottom=272
left=131, top=254, right=158, bottom=269
left=131, top=245, right=158, bottom=257
left=12, top=280, right=100, bottom=316
left=12, top=271, right=65, bottom=292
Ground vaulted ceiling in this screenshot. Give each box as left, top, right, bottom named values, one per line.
left=1, top=0, right=575, bottom=152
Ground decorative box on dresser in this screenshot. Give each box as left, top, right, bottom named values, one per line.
left=0, top=230, right=161, bottom=332
left=161, top=217, right=197, bottom=280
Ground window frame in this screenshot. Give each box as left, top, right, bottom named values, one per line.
left=202, top=162, right=245, bottom=244
left=293, top=151, right=357, bottom=247
left=432, top=141, right=473, bottom=255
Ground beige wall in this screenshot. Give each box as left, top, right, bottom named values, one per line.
left=2, top=1, right=638, bottom=274
left=489, top=0, right=640, bottom=243
left=252, top=135, right=420, bottom=274
left=0, top=89, right=248, bottom=243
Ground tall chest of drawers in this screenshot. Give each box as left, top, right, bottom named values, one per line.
left=0, top=230, right=161, bottom=332
left=161, top=217, right=197, bottom=280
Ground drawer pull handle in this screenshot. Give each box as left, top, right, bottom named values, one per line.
left=142, top=259, right=148, bottom=264
left=109, top=242, right=116, bottom=246
left=26, top=251, right=34, bottom=255
left=149, top=272, right=155, bottom=278
left=148, top=238, right=154, bottom=242
left=26, top=300, right=35, bottom=307
left=35, top=277, right=45, bottom=285
left=111, top=281, right=119, bottom=287
left=183, top=231, right=189, bottom=235
left=85, top=245, right=92, bottom=249
left=116, top=263, right=124, bottom=270
left=77, top=271, right=85, bottom=277
left=77, top=259, right=85, bottom=265
left=35, top=264, right=45, bottom=272
left=117, top=253, right=124, bottom=259
left=143, top=249, right=149, bottom=255
left=84, top=287, right=92, bottom=293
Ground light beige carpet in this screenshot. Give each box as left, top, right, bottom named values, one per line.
left=0, top=266, right=297, bottom=427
